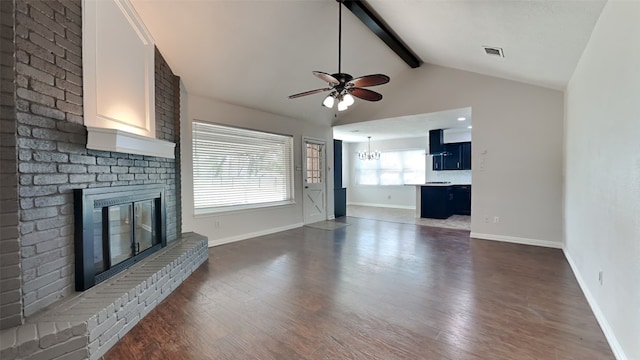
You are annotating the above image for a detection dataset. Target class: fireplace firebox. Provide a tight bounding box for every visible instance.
[74,185,167,291]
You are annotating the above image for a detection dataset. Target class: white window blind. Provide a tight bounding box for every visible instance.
[355,149,425,185]
[192,121,294,213]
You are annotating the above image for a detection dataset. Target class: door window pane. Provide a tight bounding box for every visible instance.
[306,143,323,184]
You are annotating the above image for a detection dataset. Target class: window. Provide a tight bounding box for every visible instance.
[192,121,294,213]
[305,142,323,184]
[355,149,425,185]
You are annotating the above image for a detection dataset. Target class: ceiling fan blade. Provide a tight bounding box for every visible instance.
[288,88,332,99]
[348,74,390,87]
[348,87,383,102]
[313,71,340,85]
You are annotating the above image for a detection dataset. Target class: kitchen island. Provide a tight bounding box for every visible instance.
[408,183,471,219]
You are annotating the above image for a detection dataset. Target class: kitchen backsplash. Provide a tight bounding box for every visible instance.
[426,170,472,184]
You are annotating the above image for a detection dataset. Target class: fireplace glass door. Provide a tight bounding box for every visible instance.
[134,200,157,253]
[94,200,160,274]
[92,207,105,274]
[89,198,162,282]
[108,204,134,267]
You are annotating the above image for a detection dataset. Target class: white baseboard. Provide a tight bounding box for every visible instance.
[563,249,627,360]
[347,202,416,210]
[328,215,336,220]
[208,222,304,247]
[469,232,562,249]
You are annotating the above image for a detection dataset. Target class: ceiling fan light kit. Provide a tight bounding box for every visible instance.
[288,0,389,111]
[326,92,355,111]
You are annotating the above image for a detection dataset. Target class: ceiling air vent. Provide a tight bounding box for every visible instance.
[483,46,504,57]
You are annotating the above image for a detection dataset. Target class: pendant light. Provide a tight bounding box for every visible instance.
[357,136,380,160]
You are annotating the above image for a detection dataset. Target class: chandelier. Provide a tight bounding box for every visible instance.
[358,136,380,160]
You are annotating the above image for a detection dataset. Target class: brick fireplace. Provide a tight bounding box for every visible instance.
[0,0,208,358]
[0,0,183,319]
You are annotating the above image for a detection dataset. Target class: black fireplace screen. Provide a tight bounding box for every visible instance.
[74,185,166,291]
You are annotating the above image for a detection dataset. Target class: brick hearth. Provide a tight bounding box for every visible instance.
[1,233,208,360]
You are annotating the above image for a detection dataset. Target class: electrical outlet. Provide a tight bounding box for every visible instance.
[493,216,500,224]
[598,270,603,286]
[214,220,221,229]
[484,217,490,223]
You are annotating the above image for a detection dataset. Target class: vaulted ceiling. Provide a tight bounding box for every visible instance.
[130,0,606,127]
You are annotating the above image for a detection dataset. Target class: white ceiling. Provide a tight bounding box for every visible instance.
[130,0,606,129]
[333,106,471,143]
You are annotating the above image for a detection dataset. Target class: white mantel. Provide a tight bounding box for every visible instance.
[86,127,175,159]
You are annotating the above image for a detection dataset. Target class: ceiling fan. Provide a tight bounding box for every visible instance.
[288,0,390,111]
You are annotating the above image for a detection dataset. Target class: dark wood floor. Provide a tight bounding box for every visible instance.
[104,217,613,360]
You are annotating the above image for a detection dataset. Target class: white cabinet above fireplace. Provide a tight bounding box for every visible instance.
[82,0,175,158]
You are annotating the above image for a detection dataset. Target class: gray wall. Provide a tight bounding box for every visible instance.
[1,0,182,321]
[564,1,640,359]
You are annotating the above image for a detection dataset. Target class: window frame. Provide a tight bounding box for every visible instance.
[191,121,295,215]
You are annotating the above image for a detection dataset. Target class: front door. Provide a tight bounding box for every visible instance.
[303,138,327,224]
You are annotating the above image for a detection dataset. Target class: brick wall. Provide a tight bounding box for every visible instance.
[10,0,182,318]
[155,47,181,239]
[1,0,23,330]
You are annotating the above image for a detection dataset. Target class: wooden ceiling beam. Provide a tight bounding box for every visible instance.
[342,0,421,69]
